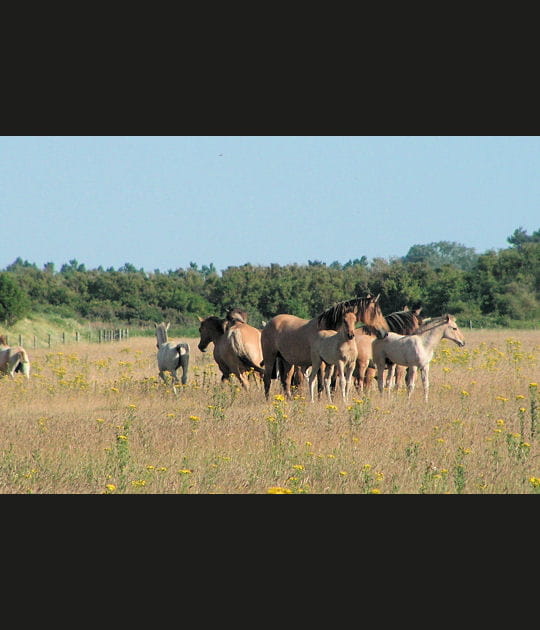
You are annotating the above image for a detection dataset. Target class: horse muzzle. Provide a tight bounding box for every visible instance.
[198,344,208,352]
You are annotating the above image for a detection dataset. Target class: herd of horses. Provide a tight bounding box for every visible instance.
[194,294,466,403]
[0,294,466,403]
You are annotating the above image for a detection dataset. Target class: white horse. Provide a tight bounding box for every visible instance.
[0,335,31,379]
[155,322,190,393]
[308,307,358,403]
[372,314,465,402]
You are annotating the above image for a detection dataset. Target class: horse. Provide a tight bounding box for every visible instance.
[155,322,190,393]
[372,314,465,402]
[0,335,31,379]
[308,307,358,403]
[261,294,388,400]
[197,313,264,390]
[354,306,424,393]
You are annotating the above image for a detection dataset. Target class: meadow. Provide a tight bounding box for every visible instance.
[0,328,539,494]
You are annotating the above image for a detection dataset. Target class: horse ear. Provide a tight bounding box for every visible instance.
[166,322,170,329]
[374,294,380,303]
[154,322,158,328]
[403,305,409,311]
[197,316,203,322]
[445,314,450,322]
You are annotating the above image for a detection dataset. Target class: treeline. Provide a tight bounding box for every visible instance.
[1,227,539,329]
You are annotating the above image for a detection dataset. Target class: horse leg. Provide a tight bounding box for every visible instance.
[365,366,376,391]
[344,363,354,402]
[263,356,275,400]
[407,366,418,399]
[386,364,397,392]
[395,365,406,389]
[324,363,335,403]
[279,359,295,399]
[309,356,323,403]
[420,365,429,402]
[180,355,189,385]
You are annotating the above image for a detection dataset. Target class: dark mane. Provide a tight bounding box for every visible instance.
[317,295,377,330]
[361,308,423,336]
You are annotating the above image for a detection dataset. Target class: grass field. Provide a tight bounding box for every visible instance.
[1,328,539,494]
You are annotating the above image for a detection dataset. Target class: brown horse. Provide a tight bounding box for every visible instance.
[197,313,264,390]
[308,307,358,403]
[261,294,388,400]
[353,306,423,393]
[0,335,31,379]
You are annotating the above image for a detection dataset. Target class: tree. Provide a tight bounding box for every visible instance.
[507,226,540,248]
[0,272,30,325]
[402,241,478,271]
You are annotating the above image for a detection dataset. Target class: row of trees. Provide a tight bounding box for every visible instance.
[1,228,539,329]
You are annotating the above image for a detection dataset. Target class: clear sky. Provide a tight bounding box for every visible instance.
[1,136,538,274]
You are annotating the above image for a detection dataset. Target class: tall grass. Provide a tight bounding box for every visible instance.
[1,329,539,494]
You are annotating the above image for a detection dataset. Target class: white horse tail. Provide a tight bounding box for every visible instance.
[228,327,264,374]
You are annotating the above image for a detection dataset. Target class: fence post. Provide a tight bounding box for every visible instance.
[19,334,23,346]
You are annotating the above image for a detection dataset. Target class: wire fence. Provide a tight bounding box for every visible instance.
[3,329,130,349]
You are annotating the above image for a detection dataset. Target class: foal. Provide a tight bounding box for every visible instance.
[372,314,465,402]
[308,308,358,403]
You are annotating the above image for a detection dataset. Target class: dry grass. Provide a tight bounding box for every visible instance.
[1,329,539,494]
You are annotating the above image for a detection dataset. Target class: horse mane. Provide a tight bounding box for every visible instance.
[360,307,423,337]
[317,295,380,330]
[226,307,248,324]
[205,315,228,333]
[415,314,450,333]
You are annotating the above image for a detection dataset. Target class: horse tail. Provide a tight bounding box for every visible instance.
[228,327,264,374]
[175,343,190,369]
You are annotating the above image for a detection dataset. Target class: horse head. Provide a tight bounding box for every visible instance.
[343,308,357,340]
[443,314,466,347]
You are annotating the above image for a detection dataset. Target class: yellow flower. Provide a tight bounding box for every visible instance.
[117,435,128,441]
[131,480,146,486]
[529,477,540,487]
[496,419,505,426]
[274,394,285,402]
[105,484,116,492]
[96,418,106,423]
[127,404,137,409]
[292,464,305,470]
[146,465,155,470]
[519,407,527,413]
[370,488,381,494]
[177,469,193,474]
[267,486,293,494]
[461,390,469,396]
[363,464,372,470]
[516,395,525,400]
[189,415,200,422]
[339,471,348,476]
[326,404,338,411]
[110,387,119,393]
[530,383,538,388]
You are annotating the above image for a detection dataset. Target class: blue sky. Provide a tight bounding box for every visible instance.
[1,136,538,273]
